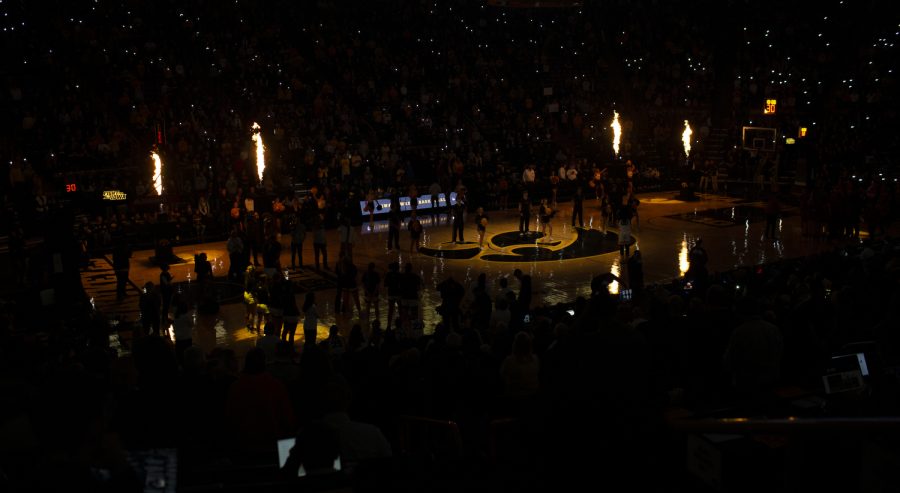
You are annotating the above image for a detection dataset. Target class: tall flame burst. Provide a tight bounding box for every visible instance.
[609,257,621,295]
[682,120,692,158]
[251,122,265,183]
[679,235,690,277]
[151,150,163,196]
[610,110,622,157]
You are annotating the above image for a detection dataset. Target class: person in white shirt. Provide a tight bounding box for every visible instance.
[256,321,280,363]
[35,193,49,214]
[490,298,512,331]
[522,165,536,185]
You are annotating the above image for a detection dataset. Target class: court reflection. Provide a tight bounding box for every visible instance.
[95,191,850,360]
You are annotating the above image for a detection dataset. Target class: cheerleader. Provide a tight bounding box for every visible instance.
[408,211,424,252]
[364,189,377,228]
[539,198,555,239]
[243,265,258,331]
[626,191,641,231]
[253,274,271,333]
[475,207,489,248]
[600,195,611,233]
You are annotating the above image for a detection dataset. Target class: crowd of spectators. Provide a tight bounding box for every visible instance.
[3,1,897,246]
[2,1,900,490]
[2,227,900,490]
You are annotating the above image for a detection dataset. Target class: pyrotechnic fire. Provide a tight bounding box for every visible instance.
[151,150,163,196]
[252,122,265,183]
[682,120,692,157]
[609,257,621,295]
[679,236,690,277]
[610,110,622,157]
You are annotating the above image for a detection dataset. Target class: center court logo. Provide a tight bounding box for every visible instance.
[420,228,629,262]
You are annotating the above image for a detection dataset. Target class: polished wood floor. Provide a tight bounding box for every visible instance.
[84,191,849,356]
